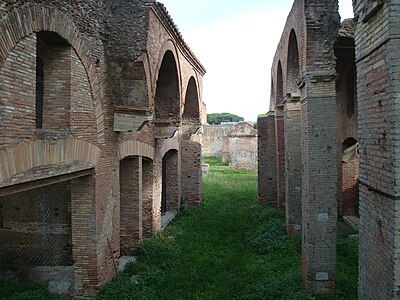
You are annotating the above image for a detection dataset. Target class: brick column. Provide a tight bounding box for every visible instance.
[284,98,302,235]
[275,105,285,210]
[257,113,277,204]
[119,157,142,255]
[181,140,202,208]
[71,174,98,295]
[301,73,338,294]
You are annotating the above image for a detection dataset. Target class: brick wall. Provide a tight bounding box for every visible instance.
[181,140,202,207]
[41,44,71,131]
[257,114,277,205]
[0,0,204,296]
[0,34,36,148]
[284,100,302,235]
[355,0,400,297]
[275,106,285,211]
[0,181,72,266]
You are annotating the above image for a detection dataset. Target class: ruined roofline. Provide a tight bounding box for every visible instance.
[338,18,356,38]
[153,1,206,76]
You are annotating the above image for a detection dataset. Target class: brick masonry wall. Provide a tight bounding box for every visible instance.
[284,101,302,235]
[301,78,338,294]
[0,0,205,296]
[201,124,237,157]
[0,181,72,266]
[70,49,97,144]
[257,114,277,204]
[227,136,257,171]
[275,107,285,211]
[181,140,202,207]
[0,34,36,148]
[355,0,400,297]
[41,45,71,130]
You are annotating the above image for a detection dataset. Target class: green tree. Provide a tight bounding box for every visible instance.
[207,113,244,124]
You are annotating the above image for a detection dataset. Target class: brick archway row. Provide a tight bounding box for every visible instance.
[0,3,105,143]
[0,139,100,185]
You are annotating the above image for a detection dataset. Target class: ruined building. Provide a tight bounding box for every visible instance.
[258,0,400,297]
[0,0,205,296]
[201,122,258,171]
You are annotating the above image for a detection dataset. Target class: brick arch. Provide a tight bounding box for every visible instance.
[154,39,182,90]
[154,44,181,122]
[0,139,101,185]
[287,29,300,95]
[0,3,105,143]
[276,60,284,107]
[118,141,155,161]
[270,76,275,110]
[182,76,200,123]
[157,139,180,162]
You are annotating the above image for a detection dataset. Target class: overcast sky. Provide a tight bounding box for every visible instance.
[160,0,354,122]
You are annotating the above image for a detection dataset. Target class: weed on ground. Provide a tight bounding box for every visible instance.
[98,157,358,300]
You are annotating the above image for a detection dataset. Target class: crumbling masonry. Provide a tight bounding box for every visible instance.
[258,0,400,297]
[0,0,205,296]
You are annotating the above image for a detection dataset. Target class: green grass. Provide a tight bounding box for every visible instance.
[202,156,229,166]
[0,282,62,300]
[98,158,359,299]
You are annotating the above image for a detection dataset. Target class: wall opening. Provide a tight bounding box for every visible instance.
[36,31,72,131]
[161,149,179,214]
[35,56,44,129]
[154,51,180,122]
[276,61,284,105]
[119,156,142,255]
[0,172,95,294]
[0,180,73,293]
[287,29,300,96]
[340,137,359,216]
[182,76,199,123]
[142,158,154,238]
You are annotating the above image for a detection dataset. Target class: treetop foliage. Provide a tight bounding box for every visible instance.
[207,112,244,124]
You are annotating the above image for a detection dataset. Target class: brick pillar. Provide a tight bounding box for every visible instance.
[119,157,142,255]
[354,1,400,298]
[275,105,285,210]
[284,98,302,235]
[257,113,277,204]
[301,73,338,294]
[142,158,155,238]
[71,174,98,295]
[181,140,202,207]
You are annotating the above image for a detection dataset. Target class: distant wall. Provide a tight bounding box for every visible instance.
[201,122,257,171]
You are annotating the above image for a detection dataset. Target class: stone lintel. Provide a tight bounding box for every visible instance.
[114,113,152,132]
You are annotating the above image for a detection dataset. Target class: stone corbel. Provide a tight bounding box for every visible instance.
[362,0,384,22]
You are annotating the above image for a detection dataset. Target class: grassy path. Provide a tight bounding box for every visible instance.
[99,159,358,299]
